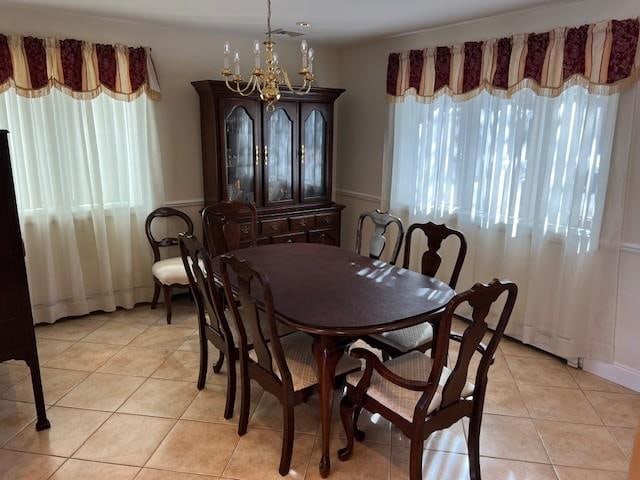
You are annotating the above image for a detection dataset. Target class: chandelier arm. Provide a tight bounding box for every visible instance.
[239,76,259,95]
[224,75,258,96]
[281,70,313,96]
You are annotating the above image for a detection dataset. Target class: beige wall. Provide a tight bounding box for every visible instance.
[0,5,343,209]
[336,0,640,388]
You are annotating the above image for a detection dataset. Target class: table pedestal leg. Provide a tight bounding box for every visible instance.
[312,336,344,479]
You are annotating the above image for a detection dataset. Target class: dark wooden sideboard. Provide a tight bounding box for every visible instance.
[0,130,50,431]
[192,80,345,246]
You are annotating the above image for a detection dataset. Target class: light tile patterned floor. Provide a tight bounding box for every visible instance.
[0,298,636,479]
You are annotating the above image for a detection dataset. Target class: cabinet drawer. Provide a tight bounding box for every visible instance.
[271,232,308,244]
[308,228,339,246]
[261,219,288,236]
[315,213,339,227]
[289,215,316,231]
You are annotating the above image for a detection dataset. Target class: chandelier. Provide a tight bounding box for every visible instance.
[221,0,315,110]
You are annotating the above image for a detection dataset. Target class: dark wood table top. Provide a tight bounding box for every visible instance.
[215,243,455,336]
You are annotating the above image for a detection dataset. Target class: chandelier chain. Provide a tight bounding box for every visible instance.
[267,0,272,41]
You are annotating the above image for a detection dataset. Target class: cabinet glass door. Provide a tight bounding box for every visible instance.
[302,106,329,201]
[264,103,297,205]
[224,103,257,203]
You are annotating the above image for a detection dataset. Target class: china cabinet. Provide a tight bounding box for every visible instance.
[192,80,344,246]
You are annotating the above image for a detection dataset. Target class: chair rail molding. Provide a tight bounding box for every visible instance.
[165,198,205,209]
[621,242,640,255]
[335,188,381,205]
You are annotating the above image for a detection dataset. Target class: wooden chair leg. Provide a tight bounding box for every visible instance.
[162,285,172,324]
[467,411,483,480]
[151,282,161,309]
[279,399,295,476]
[197,338,209,391]
[28,358,50,431]
[338,395,356,461]
[409,439,424,480]
[223,357,236,420]
[353,404,365,442]
[238,356,250,436]
[212,350,225,373]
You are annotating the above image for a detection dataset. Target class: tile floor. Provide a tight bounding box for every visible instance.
[0,298,637,479]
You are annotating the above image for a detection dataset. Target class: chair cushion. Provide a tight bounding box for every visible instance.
[152,257,190,285]
[346,351,474,421]
[370,323,433,353]
[249,332,361,392]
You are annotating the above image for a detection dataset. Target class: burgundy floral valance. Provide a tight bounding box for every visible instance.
[0,34,160,101]
[387,18,640,102]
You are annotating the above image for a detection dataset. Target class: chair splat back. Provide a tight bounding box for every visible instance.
[202,201,258,256]
[220,254,293,389]
[146,207,194,263]
[403,222,467,288]
[179,234,232,342]
[439,280,518,409]
[355,210,404,265]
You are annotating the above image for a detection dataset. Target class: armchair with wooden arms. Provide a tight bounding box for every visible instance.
[339,279,517,480]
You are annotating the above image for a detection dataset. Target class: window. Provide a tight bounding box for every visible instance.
[0,87,161,214]
[390,86,619,252]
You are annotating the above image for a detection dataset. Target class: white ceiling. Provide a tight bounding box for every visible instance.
[1,0,568,44]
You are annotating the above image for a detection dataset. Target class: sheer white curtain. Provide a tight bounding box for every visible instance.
[387,85,632,361]
[0,88,164,323]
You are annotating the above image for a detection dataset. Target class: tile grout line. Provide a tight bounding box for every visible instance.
[501,352,557,473]
[26,307,183,478]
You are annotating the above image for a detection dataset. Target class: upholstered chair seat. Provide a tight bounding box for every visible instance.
[369,324,434,354]
[249,332,361,392]
[151,257,189,286]
[346,350,473,421]
[152,257,207,286]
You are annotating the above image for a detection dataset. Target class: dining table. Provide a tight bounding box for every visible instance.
[214,242,455,478]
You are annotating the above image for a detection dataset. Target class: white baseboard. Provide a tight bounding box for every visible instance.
[582,359,640,392]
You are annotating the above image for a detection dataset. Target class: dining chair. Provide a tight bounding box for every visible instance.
[145,207,195,324]
[220,253,361,476]
[364,221,467,357]
[201,201,258,256]
[339,279,517,480]
[179,233,239,418]
[355,209,404,265]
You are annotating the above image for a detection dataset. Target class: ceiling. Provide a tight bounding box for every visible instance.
[1,0,568,44]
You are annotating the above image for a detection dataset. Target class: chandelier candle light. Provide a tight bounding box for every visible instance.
[221,0,315,110]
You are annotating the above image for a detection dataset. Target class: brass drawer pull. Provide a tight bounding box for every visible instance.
[240,225,250,235]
